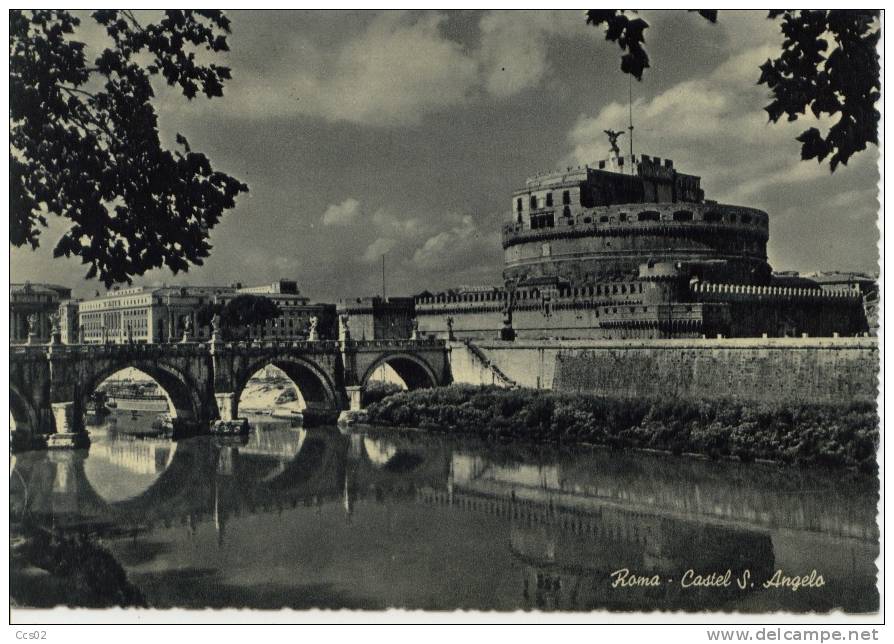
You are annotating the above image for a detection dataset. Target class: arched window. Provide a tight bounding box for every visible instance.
[637,210,660,222]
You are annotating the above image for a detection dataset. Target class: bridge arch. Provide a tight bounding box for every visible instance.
[233,355,340,418]
[79,360,204,423]
[360,352,439,391]
[10,383,40,440]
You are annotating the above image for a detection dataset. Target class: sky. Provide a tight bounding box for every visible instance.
[10,10,881,301]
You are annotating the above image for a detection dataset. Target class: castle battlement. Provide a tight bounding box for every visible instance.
[691,282,861,300]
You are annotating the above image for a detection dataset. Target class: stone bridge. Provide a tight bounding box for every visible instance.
[9,337,451,448]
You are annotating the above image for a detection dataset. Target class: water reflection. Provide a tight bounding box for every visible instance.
[10,422,879,612]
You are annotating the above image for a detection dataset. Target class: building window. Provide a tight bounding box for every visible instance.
[673,210,693,222]
[545,192,553,207]
[530,195,537,209]
[637,210,660,222]
[562,190,570,205]
[563,206,571,218]
[530,213,555,229]
[704,210,722,223]
[516,198,523,212]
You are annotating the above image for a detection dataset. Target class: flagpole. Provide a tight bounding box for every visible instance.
[628,75,635,174]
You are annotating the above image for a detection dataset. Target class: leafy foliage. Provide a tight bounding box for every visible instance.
[585,9,879,171]
[760,10,881,171]
[222,295,281,327]
[361,380,405,407]
[366,385,879,471]
[9,9,249,286]
[198,294,281,339]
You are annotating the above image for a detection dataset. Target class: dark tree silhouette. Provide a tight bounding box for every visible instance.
[198,295,281,339]
[586,9,880,172]
[10,9,249,286]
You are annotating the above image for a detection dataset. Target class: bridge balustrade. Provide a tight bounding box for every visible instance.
[10,336,451,449]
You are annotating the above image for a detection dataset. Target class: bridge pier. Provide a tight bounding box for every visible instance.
[337,385,368,425]
[46,402,90,449]
[346,386,363,411]
[215,392,238,421]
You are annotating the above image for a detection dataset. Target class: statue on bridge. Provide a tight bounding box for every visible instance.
[307,315,319,342]
[211,313,222,343]
[26,313,40,345]
[446,316,455,341]
[501,300,516,341]
[338,314,351,342]
[48,312,61,345]
[181,314,193,343]
[410,318,419,341]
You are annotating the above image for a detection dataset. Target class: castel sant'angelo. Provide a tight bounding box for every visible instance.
[412,135,870,341]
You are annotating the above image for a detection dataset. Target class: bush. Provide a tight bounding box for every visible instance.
[363,385,879,470]
[361,381,404,407]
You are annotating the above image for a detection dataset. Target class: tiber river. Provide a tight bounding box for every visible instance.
[10,408,879,613]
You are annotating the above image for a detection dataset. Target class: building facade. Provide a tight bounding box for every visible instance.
[73,280,337,344]
[10,283,72,343]
[238,280,336,341]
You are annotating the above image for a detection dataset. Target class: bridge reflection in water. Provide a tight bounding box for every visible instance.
[10,422,878,612]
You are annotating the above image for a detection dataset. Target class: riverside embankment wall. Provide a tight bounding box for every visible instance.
[447,338,878,404]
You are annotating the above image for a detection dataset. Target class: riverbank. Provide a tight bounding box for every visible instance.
[364,385,879,471]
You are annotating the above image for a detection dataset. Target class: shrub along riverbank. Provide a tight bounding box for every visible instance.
[364,385,879,471]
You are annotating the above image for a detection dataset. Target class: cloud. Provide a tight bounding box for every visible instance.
[218,12,480,127]
[322,198,362,225]
[362,237,397,263]
[163,10,598,128]
[411,214,499,272]
[565,44,845,204]
[477,10,588,98]
[564,39,879,273]
[372,208,423,236]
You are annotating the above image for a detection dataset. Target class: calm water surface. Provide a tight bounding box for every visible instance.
[10,411,879,612]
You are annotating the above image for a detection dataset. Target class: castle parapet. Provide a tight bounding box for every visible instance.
[690,282,861,301]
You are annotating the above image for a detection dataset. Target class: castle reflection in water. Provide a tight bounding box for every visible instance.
[11,419,878,612]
